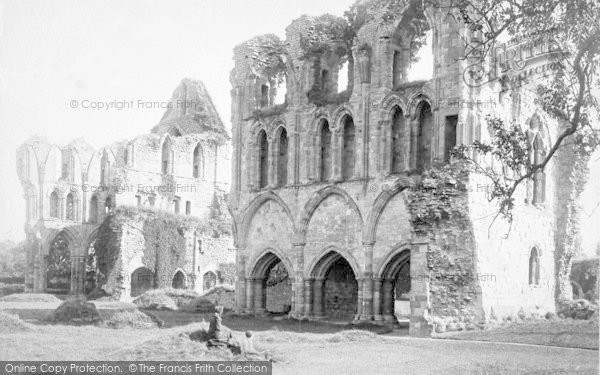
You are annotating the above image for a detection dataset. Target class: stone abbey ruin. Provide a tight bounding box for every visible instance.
[227,0,584,336]
[16,79,235,300]
[16,0,589,337]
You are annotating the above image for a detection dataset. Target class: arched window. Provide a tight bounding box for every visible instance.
[105,196,113,214]
[260,85,269,108]
[49,191,59,218]
[258,130,269,188]
[416,101,433,170]
[532,135,546,204]
[341,116,355,180]
[391,107,406,173]
[66,193,75,221]
[89,195,98,223]
[529,247,540,285]
[203,271,217,291]
[320,120,332,181]
[276,127,288,186]
[161,138,171,174]
[193,143,204,178]
[321,70,329,92]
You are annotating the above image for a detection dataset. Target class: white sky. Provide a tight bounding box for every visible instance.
[0,0,597,255]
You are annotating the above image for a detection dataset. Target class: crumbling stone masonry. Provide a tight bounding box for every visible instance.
[17,79,235,299]
[228,0,577,336]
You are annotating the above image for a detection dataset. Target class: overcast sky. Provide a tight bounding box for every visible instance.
[0,0,597,255]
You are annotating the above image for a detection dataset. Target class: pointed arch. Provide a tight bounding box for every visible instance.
[319,119,332,181]
[240,191,296,247]
[307,246,361,280]
[274,125,288,187]
[298,186,363,243]
[49,190,60,218]
[374,244,411,279]
[363,177,413,242]
[248,247,295,280]
[257,129,269,188]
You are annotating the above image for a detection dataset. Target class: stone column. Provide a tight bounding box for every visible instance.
[245,277,255,313]
[292,242,305,318]
[409,237,432,337]
[372,278,383,321]
[355,278,364,321]
[304,278,314,318]
[403,113,412,172]
[360,241,375,321]
[254,278,265,314]
[70,255,85,296]
[382,279,395,322]
[235,247,247,313]
[312,277,324,318]
[410,118,419,170]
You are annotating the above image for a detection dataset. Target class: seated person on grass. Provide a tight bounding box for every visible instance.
[207,305,233,346]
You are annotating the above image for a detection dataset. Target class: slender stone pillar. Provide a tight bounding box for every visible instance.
[360,241,375,321]
[304,278,314,318]
[382,279,395,322]
[254,278,265,314]
[312,277,324,318]
[292,242,305,318]
[245,277,255,313]
[235,247,247,313]
[355,278,364,321]
[372,278,383,321]
[70,255,85,296]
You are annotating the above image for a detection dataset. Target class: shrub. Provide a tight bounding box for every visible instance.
[45,298,102,325]
[132,289,177,310]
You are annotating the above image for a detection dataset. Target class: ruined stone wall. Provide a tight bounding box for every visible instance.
[229,1,567,335]
[16,79,234,296]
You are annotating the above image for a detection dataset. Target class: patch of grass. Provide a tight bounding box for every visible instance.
[437,319,599,350]
[0,311,32,333]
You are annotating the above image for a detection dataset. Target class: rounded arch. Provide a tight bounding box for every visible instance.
[192,142,205,178]
[363,178,413,242]
[248,247,295,280]
[298,185,363,243]
[240,191,296,247]
[375,245,411,279]
[307,246,361,279]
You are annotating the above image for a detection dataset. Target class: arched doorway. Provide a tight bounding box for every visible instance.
[311,251,358,321]
[46,232,71,293]
[250,252,292,314]
[203,271,217,292]
[172,270,186,289]
[130,267,154,297]
[378,249,410,322]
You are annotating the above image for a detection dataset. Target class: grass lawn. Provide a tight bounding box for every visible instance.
[0,301,598,374]
[436,320,599,350]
